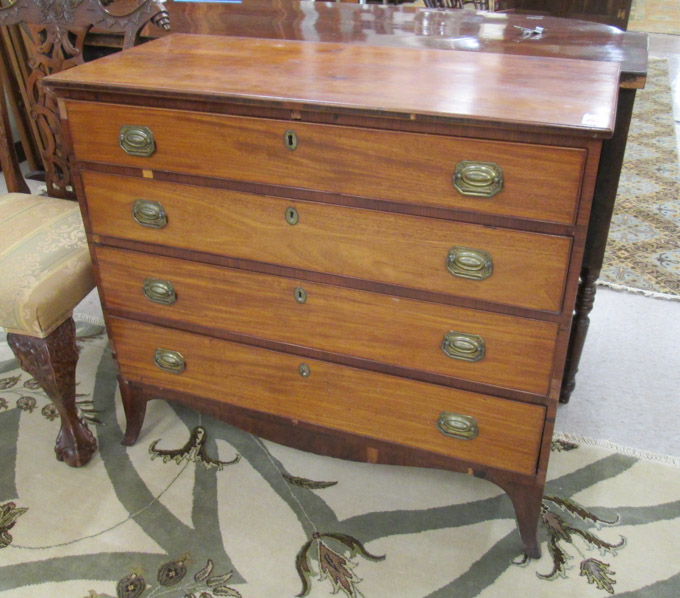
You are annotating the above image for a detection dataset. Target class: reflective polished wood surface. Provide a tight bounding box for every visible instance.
[137,0,647,87]
[58,34,620,135]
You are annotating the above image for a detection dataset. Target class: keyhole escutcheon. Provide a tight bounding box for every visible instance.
[294,287,307,304]
[284,129,298,151]
[285,206,299,225]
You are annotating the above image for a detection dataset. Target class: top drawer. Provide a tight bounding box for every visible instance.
[65,101,586,225]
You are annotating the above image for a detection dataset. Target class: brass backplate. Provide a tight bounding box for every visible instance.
[437,412,479,440]
[119,125,156,157]
[452,161,503,198]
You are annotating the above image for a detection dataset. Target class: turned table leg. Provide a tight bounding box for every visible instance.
[561,88,638,403]
[561,268,599,402]
[7,317,97,467]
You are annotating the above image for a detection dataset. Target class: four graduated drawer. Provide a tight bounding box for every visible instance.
[108,316,545,475]
[83,172,572,312]
[69,102,586,224]
[96,246,559,395]
[68,82,588,475]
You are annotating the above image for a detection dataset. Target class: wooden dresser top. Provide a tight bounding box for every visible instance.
[48,33,619,137]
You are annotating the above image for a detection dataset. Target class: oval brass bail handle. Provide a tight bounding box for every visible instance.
[154,348,185,374]
[441,331,485,362]
[119,125,156,157]
[446,247,493,281]
[143,278,177,305]
[132,199,167,229]
[452,161,503,198]
[437,412,478,441]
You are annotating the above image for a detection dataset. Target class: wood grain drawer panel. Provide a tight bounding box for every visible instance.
[84,172,572,312]
[109,317,545,475]
[68,102,586,224]
[96,247,559,395]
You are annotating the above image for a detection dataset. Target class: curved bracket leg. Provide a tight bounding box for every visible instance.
[502,480,544,559]
[119,376,146,446]
[7,317,97,467]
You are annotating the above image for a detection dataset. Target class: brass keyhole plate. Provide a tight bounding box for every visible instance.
[285,207,299,225]
[284,129,298,151]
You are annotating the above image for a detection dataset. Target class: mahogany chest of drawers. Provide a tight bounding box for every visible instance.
[47,33,619,557]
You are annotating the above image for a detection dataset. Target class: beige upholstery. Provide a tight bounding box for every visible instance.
[0,193,94,337]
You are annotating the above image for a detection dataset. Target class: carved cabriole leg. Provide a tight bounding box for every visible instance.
[119,376,146,446]
[7,317,97,467]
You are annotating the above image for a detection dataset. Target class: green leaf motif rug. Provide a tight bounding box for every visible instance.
[1,321,679,597]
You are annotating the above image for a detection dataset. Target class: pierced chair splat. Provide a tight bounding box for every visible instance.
[0,0,171,199]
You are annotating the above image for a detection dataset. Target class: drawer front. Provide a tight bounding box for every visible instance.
[109,317,545,475]
[96,247,559,395]
[83,172,572,312]
[68,102,586,224]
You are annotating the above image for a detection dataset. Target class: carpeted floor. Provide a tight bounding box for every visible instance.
[628,0,680,35]
[599,58,680,298]
[1,321,679,597]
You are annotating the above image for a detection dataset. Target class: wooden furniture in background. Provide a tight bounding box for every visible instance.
[494,0,633,30]
[47,33,619,556]
[0,0,170,199]
[424,0,490,9]
[0,68,95,467]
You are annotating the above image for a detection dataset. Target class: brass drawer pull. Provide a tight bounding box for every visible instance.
[143,278,176,305]
[441,332,485,362]
[154,348,185,374]
[437,412,478,440]
[284,129,298,151]
[446,247,493,281]
[285,206,299,225]
[119,125,156,157]
[453,161,503,198]
[132,199,167,229]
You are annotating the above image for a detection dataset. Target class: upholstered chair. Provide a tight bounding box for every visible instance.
[0,74,97,467]
[0,0,171,467]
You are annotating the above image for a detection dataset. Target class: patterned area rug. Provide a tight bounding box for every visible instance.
[628,0,680,35]
[599,58,680,298]
[1,321,680,597]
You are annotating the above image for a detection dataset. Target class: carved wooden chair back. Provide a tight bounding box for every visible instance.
[0,38,28,194]
[0,0,170,198]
